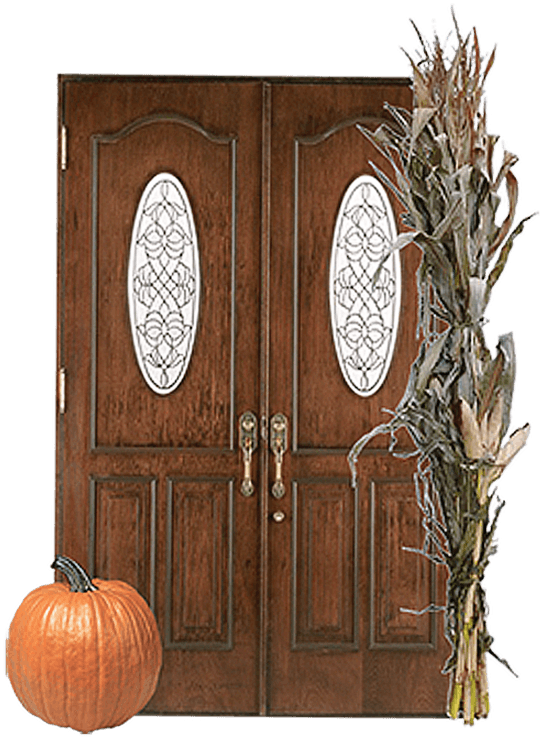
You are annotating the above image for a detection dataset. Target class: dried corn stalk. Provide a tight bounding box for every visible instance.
[349,19,532,724]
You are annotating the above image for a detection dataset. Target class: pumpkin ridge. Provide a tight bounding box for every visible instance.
[63,596,79,729]
[69,594,97,732]
[6,599,27,709]
[52,586,70,726]
[37,600,58,726]
[88,592,106,731]
[58,599,70,729]
[6,599,35,717]
[96,591,125,728]
[109,589,148,725]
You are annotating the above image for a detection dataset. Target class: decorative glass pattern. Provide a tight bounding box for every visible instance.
[128,172,200,395]
[329,175,401,397]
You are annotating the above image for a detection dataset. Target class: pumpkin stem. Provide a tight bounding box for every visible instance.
[52,555,98,593]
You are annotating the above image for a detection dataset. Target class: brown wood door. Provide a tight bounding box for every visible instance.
[57,77,448,717]
[266,82,448,715]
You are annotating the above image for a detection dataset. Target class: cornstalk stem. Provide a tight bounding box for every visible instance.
[449,470,492,722]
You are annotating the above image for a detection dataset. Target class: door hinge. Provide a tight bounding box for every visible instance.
[60,125,68,171]
[58,367,66,414]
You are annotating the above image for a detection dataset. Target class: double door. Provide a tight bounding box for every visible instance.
[56,77,448,715]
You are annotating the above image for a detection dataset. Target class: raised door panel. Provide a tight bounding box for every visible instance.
[92,116,236,450]
[90,476,156,606]
[370,478,434,649]
[165,478,234,650]
[293,118,419,452]
[292,480,358,650]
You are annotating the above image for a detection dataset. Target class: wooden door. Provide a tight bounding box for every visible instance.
[57,77,448,717]
[57,78,263,714]
[266,82,448,715]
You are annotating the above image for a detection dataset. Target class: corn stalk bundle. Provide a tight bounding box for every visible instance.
[349,20,532,724]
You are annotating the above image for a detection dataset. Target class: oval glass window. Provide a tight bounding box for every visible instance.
[128,172,200,395]
[329,175,401,397]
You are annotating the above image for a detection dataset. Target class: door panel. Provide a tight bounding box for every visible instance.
[292,480,358,650]
[92,115,236,450]
[90,475,156,605]
[57,77,448,717]
[165,478,234,650]
[370,477,434,648]
[290,113,419,451]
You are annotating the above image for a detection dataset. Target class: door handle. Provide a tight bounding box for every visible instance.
[239,412,258,496]
[270,413,288,499]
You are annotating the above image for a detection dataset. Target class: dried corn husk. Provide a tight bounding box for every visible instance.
[349,16,532,724]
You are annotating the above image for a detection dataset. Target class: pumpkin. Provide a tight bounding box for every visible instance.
[6,555,162,733]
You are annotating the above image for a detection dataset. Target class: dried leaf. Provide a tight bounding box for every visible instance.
[406,52,433,108]
[488,168,518,258]
[495,333,515,434]
[482,46,496,86]
[412,107,437,145]
[435,133,455,173]
[493,150,519,192]
[468,277,486,323]
[472,27,481,85]
[486,391,504,454]
[486,214,536,298]
[496,424,530,468]
[367,160,411,213]
[415,331,450,395]
[370,231,419,289]
[459,398,484,459]
[433,193,463,240]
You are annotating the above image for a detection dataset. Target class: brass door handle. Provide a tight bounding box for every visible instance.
[239,412,258,497]
[270,413,288,499]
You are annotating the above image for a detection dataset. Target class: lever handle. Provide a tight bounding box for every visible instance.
[270,413,288,499]
[239,412,258,497]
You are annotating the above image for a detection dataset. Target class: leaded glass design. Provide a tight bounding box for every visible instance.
[128,172,200,395]
[329,175,401,397]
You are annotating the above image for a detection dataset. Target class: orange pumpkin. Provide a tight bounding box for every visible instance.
[6,555,162,733]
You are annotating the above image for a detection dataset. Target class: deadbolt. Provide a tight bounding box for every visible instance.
[272,511,286,523]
